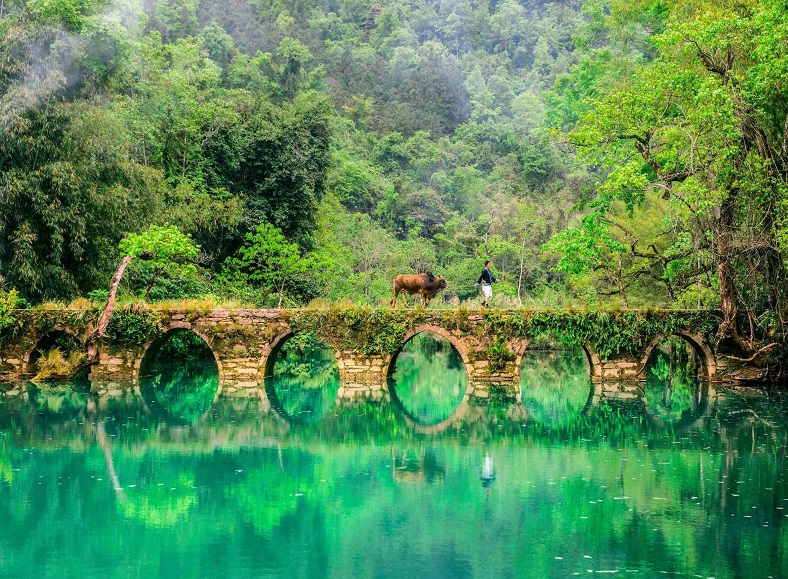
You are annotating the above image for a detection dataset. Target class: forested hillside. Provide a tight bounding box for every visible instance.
[1,0,788,361]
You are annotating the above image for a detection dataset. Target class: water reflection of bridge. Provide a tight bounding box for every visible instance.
[0,381,750,443]
[2,308,729,405]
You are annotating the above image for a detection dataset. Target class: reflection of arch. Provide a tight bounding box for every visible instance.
[512,338,602,382]
[260,329,340,425]
[394,399,471,435]
[385,326,473,427]
[638,331,716,381]
[637,381,718,432]
[25,328,84,375]
[134,324,223,421]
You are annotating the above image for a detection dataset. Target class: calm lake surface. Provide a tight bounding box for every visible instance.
[2,332,788,578]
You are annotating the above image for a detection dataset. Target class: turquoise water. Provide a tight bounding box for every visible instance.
[1,334,788,578]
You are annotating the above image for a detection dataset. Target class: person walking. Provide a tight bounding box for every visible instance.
[475,260,498,307]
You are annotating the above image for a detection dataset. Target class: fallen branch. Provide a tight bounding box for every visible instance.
[721,342,780,364]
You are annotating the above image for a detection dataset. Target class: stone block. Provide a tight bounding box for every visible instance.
[235,381,259,388]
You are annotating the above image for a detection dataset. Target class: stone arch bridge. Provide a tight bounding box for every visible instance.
[0,307,728,402]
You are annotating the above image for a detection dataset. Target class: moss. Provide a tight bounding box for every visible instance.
[3,306,725,362]
[206,321,264,358]
[487,336,514,373]
[288,308,722,358]
[106,310,162,346]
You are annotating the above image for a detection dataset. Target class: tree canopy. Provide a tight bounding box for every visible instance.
[1,0,788,371]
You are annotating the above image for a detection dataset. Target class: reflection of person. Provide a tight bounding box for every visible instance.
[481,451,495,493]
[475,261,498,307]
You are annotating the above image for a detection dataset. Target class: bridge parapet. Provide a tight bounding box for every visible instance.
[0,307,727,401]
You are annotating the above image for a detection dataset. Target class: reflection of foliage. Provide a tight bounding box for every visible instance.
[120,474,197,528]
[519,343,591,427]
[271,332,339,422]
[273,332,336,383]
[0,440,13,484]
[390,332,467,425]
[230,452,312,535]
[26,383,90,418]
[645,338,699,423]
[139,330,219,423]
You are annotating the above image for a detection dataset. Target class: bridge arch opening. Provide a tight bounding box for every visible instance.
[518,335,596,427]
[263,331,340,424]
[138,328,220,424]
[641,333,714,425]
[26,330,84,379]
[386,329,470,427]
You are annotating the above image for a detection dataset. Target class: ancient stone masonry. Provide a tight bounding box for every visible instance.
[0,307,729,404]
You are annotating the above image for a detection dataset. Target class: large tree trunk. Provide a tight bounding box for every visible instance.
[715,188,758,357]
[717,260,742,345]
[86,255,135,356]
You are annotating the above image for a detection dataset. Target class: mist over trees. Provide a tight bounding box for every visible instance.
[1,0,788,364]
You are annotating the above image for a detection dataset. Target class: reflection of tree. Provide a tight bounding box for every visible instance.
[25,382,90,419]
[519,344,591,427]
[271,333,340,422]
[139,331,219,423]
[645,338,700,422]
[392,448,447,484]
[390,333,467,426]
[119,474,197,528]
[0,439,12,484]
[2,391,788,578]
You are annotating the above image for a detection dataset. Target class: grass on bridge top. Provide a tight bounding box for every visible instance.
[27,296,719,316]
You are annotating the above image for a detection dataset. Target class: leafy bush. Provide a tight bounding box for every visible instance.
[0,290,22,348]
[34,349,86,381]
[106,311,161,346]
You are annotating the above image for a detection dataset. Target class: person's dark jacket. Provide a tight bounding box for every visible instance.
[477,268,498,285]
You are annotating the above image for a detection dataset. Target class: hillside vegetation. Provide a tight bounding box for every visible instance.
[1,0,787,364]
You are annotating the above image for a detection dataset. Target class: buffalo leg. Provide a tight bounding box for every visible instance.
[393,289,408,308]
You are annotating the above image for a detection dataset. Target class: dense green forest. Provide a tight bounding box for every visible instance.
[1,0,787,357]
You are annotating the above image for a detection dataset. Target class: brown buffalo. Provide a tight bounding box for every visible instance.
[391,271,447,307]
